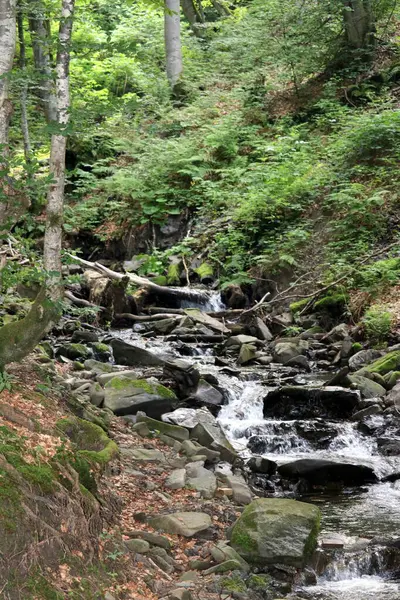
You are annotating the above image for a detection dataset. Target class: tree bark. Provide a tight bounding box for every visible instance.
[0,0,16,149]
[343,0,375,49]
[17,7,31,161]
[165,0,183,89]
[44,0,75,297]
[28,0,57,122]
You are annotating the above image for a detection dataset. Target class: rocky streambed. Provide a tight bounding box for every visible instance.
[41,288,400,600]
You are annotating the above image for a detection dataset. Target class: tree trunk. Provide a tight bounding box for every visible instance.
[165,0,183,89]
[28,0,57,122]
[17,7,31,161]
[44,0,75,297]
[343,0,375,49]
[0,0,16,149]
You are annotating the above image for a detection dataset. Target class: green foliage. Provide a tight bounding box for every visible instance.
[363,304,393,346]
[0,371,14,393]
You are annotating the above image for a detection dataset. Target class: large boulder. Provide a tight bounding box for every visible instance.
[191,379,224,410]
[190,422,237,463]
[264,386,360,419]
[110,338,166,367]
[278,458,378,485]
[358,351,400,376]
[273,342,306,365]
[163,359,200,396]
[349,349,382,371]
[103,376,176,418]
[229,498,320,567]
[349,374,386,399]
[162,407,217,429]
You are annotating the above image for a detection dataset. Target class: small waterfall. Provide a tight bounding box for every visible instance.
[179,290,225,312]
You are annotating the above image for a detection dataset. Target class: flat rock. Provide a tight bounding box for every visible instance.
[103,376,176,419]
[110,338,167,366]
[264,385,360,419]
[166,469,186,490]
[149,512,212,537]
[125,448,165,463]
[163,407,217,429]
[278,458,377,485]
[183,308,229,334]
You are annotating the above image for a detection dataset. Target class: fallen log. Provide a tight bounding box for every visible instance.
[147,307,185,315]
[166,334,224,343]
[114,313,182,322]
[65,290,104,310]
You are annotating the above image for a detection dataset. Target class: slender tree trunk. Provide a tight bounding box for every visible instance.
[44,0,75,297]
[343,0,375,49]
[17,8,31,161]
[165,0,183,89]
[0,0,16,149]
[181,0,202,26]
[28,0,57,122]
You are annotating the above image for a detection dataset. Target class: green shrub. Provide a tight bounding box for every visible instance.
[363,304,393,346]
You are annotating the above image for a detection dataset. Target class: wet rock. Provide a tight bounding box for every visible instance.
[349,374,386,399]
[285,355,311,371]
[351,404,383,421]
[191,379,224,409]
[247,456,277,475]
[151,317,181,335]
[110,338,166,366]
[349,349,382,371]
[229,498,320,567]
[278,458,378,485]
[273,342,306,365]
[103,376,176,418]
[163,359,201,395]
[264,386,360,419]
[162,407,216,429]
[149,512,212,537]
[190,421,237,463]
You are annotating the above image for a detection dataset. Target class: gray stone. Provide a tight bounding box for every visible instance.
[149,512,212,537]
[71,330,99,343]
[226,335,260,347]
[238,344,257,365]
[190,422,237,463]
[225,474,252,505]
[136,415,189,441]
[229,498,320,567]
[166,469,186,490]
[152,318,181,335]
[349,349,382,371]
[89,382,105,407]
[386,382,400,408]
[255,317,273,341]
[192,379,224,408]
[125,538,150,553]
[168,590,193,600]
[181,439,201,456]
[183,308,229,334]
[285,355,311,371]
[97,370,142,384]
[125,448,165,463]
[349,374,386,399]
[210,542,250,572]
[126,530,171,549]
[273,342,305,364]
[352,404,383,421]
[103,376,176,419]
[84,359,115,374]
[110,338,166,366]
[186,462,217,499]
[203,559,242,575]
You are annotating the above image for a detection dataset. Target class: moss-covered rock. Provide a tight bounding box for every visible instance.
[358,350,400,376]
[167,263,180,284]
[384,370,400,389]
[57,416,119,467]
[57,343,92,361]
[103,376,176,419]
[195,262,214,282]
[349,374,386,398]
[289,298,310,313]
[314,292,348,314]
[229,498,320,567]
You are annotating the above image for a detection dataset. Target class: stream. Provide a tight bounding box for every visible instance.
[111,290,400,600]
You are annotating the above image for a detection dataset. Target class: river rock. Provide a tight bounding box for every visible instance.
[151,317,181,335]
[349,374,386,399]
[190,421,237,463]
[247,456,277,475]
[264,385,360,419]
[163,407,217,429]
[351,404,383,421]
[191,379,224,409]
[71,330,99,343]
[136,415,189,440]
[273,342,305,364]
[225,474,252,505]
[349,349,382,371]
[185,462,217,498]
[103,376,176,418]
[89,382,105,407]
[149,512,212,537]
[255,317,273,341]
[278,458,378,485]
[229,498,320,567]
[163,359,200,394]
[238,344,257,365]
[183,308,229,334]
[110,338,166,366]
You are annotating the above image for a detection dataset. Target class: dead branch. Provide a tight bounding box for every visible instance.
[65,290,104,310]
[114,312,182,322]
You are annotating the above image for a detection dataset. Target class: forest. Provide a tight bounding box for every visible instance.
[1,0,400,599]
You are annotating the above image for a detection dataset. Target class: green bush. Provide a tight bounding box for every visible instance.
[363,304,393,346]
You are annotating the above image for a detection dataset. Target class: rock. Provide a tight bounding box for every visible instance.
[168,590,193,600]
[90,342,111,361]
[349,349,382,371]
[125,448,165,463]
[149,512,212,537]
[192,379,224,409]
[255,317,273,342]
[273,342,306,365]
[125,538,150,553]
[163,407,217,429]
[225,474,252,505]
[166,469,187,490]
[186,462,217,498]
[57,343,91,361]
[136,415,189,441]
[386,382,400,408]
[71,330,99,343]
[358,350,400,376]
[110,338,166,366]
[264,385,360,419]
[349,374,386,399]
[238,344,257,365]
[97,370,142,385]
[285,355,311,371]
[89,382,105,407]
[125,530,171,549]
[247,456,277,475]
[84,359,115,374]
[103,376,176,418]
[163,359,201,395]
[221,284,247,309]
[203,559,243,574]
[210,541,250,572]
[183,308,230,334]
[226,335,260,348]
[352,404,383,421]
[229,498,320,567]
[152,318,181,335]
[278,458,378,485]
[190,422,237,463]
[324,323,350,341]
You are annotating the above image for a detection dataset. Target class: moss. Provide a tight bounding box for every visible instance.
[361,350,400,375]
[221,575,247,593]
[314,292,348,313]
[92,342,110,354]
[0,468,22,531]
[106,376,176,399]
[290,298,310,313]
[167,263,180,284]
[151,275,167,285]
[384,370,400,388]
[58,343,91,360]
[26,572,64,600]
[247,574,272,591]
[352,342,363,352]
[57,416,119,466]
[73,361,85,371]
[195,262,213,279]
[303,510,321,561]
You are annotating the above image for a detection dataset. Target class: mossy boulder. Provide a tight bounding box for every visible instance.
[314,292,348,314]
[357,351,400,376]
[229,498,320,567]
[384,371,400,389]
[57,343,91,361]
[195,262,214,283]
[57,416,119,468]
[290,298,310,314]
[349,374,386,399]
[167,263,180,284]
[90,342,111,361]
[103,376,176,418]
